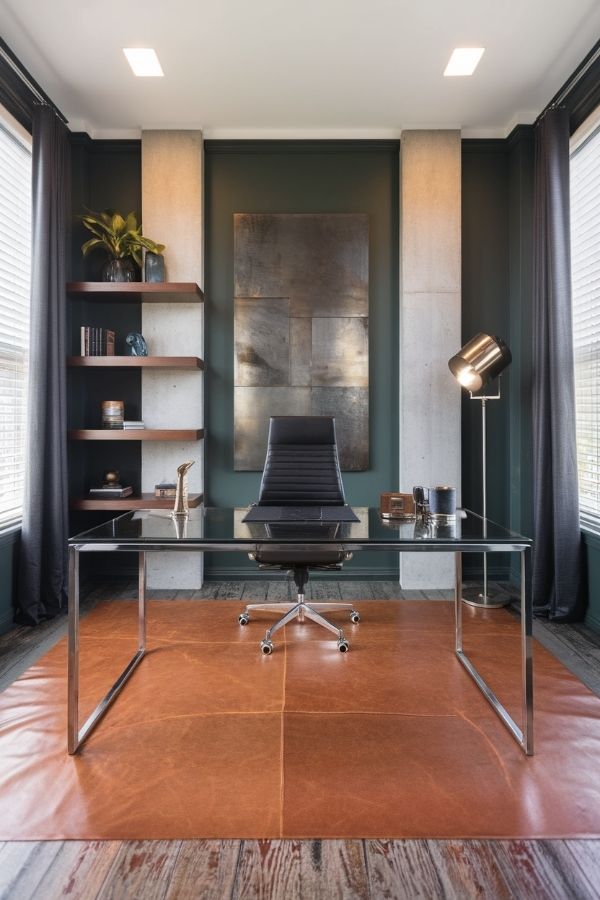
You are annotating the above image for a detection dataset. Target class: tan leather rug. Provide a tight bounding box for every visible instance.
[1,599,600,840]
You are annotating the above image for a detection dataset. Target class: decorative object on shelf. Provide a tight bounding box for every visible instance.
[80,209,165,282]
[101,400,124,429]
[144,251,165,283]
[123,420,145,430]
[125,332,148,356]
[155,482,176,498]
[448,332,512,608]
[102,469,121,486]
[172,460,195,517]
[89,484,133,498]
[102,258,137,282]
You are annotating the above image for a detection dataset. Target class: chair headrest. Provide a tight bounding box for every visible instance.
[268,416,336,446]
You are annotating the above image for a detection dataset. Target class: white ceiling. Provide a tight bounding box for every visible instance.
[1,0,599,139]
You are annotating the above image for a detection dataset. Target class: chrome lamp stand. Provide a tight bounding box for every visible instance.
[463,379,510,609]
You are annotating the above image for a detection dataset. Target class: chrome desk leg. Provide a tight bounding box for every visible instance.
[521,546,534,755]
[67,549,147,755]
[139,551,147,651]
[67,546,80,755]
[455,551,463,653]
[455,548,534,756]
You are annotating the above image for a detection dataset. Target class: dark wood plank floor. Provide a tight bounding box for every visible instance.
[1,580,600,899]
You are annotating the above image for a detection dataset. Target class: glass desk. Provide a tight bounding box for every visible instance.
[67,508,533,756]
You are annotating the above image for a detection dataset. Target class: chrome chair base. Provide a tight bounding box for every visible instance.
[239,593,359,653]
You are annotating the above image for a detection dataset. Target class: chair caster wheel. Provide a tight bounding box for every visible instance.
[350,610,360,623]
[337,639,349,653]
[238,613,250,625]
[260,639,274,655]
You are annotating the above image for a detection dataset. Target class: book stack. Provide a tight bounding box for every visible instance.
[80,327,115,356]
[123,420,145,430]
[88,485,133,498]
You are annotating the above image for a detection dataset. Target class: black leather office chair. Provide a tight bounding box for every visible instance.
[238,416,360,653]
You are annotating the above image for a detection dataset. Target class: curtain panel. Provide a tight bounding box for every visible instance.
[532,106,585,621]
[16,105,70,625]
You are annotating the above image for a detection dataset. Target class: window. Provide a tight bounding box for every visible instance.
[0,111,31,529]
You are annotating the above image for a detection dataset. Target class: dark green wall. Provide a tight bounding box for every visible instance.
[68,136,142,578]
[507,127,535,544]
[461,140,511,578]
[204,140,400,578]
[0,530,19,634]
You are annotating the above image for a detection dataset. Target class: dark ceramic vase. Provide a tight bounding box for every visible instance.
[144,252,165,283]
[102,257,137,282]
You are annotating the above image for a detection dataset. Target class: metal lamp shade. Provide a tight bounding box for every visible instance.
[448,333,512,391]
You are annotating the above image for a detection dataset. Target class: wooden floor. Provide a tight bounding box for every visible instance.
[1,580,600,900]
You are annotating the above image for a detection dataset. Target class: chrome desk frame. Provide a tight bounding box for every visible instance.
[68,533,533,756]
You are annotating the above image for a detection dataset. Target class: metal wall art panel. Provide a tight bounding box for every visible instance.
[234,386,312,471]
[234,297,290,387]
[311,387,369,471]
[234,213,369,471]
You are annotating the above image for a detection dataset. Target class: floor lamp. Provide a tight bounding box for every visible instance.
[448,333,512,609]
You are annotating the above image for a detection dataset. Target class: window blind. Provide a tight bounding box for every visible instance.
[571,122,600,529]
[0,118,31,529]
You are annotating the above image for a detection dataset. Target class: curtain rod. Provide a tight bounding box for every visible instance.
[536,38,600,123]
[0,38,68,125]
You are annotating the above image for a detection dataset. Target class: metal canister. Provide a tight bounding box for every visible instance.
[429,485,456,520]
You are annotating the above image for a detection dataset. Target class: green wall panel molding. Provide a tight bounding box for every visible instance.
[204,139,399,577]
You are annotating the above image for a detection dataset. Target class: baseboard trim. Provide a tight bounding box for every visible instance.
[0,607,14,635]
[203,567,400,581]
[585,610,600,633]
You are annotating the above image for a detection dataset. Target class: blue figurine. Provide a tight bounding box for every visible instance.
[125,332,148,356]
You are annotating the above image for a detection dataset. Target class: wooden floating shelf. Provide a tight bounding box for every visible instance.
[66,282,204,303]
[67,356,204,369]
[70,493,203,511]
[68,429,204,441]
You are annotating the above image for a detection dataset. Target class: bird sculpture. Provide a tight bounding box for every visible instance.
[125,332,148,356]
[172,460,195,517]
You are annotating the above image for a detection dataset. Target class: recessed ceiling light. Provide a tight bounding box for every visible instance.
[443,48,485,77]
[123,48,164,77]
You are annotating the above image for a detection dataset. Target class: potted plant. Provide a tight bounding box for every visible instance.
[80,209,166,282]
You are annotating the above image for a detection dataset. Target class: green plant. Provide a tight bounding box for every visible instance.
[80,209,165,267]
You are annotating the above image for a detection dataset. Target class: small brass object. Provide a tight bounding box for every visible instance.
[380,492,416,519]
[172,460,195,517]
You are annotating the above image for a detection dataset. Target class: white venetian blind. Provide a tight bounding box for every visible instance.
[0,114,31,528]
[571,119,600,529]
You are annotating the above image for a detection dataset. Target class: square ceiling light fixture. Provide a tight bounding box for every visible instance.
[123,48,164,77]
[444,47,485,76]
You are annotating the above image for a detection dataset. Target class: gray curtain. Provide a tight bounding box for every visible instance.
[532,106,585,621]
[16,105,70,625]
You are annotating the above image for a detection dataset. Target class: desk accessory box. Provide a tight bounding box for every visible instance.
[380,492,416,519]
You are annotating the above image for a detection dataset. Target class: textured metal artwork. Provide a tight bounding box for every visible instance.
[234,213,369,470]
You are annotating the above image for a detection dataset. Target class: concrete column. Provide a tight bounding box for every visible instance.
[399,130,462,588]
[141,130,204,588]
